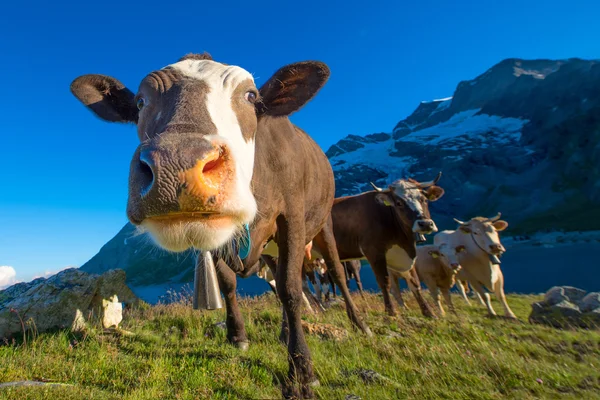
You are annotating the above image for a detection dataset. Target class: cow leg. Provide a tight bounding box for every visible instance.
[474,290,486,306]
[441,287,455,315]
[215,258,248,350]
[492,269,517,319]
[470,280,496,316]
[275,215,317,399]
[367,254,396,316]
[456,280,471,305]
[402,268,435,318]
[262,256,291,344]
[354,265,365,297]
[313,225,372,336]
[301,278,315,314]
[389,271,408,309]
[422,277,444,316]
[313,274,323,303]
[430,283,445,317]
[329,272,337,299]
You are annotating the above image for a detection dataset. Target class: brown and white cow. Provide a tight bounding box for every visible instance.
[433,213,517,319]
[412,243,465,316]
[315,174,445,316]
[70,52,369,399]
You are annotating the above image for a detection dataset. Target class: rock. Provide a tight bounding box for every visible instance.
[0,268,139,339]
[356,369,386,384]
[529,286,600,328]
[214,321,227,330]
[301,320,348,341]
[102,295,123,329]
[544,286,587,306]
[71,309,87,333]
[580,292,600,313]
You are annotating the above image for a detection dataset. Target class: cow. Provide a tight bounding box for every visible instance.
[316,260,364,301]
[258,255,326,314]
[310,174,446,317]
[433,213,517,319]
[412,243,465,316]
[70,52,370,399]
[343,260,364,295]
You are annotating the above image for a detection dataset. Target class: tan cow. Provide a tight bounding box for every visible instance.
[411,244,465,316]
[434,213,516,319]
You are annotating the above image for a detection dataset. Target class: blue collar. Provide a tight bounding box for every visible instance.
[236,223,251,260]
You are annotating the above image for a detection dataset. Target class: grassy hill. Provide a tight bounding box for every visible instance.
[1,293,599,399]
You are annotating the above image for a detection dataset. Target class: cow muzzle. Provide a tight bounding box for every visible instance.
[488,244,505,265]
[450,262,462,272]
[127,139,236,224]
[413,219,438,235]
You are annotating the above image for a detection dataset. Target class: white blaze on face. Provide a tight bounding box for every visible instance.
[389,180,438,233]
[166,59,258,231]
[389,180,424,215]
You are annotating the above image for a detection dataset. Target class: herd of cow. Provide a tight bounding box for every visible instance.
[70,53,515,399]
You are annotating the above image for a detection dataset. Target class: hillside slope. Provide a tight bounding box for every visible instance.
[2,294,600,399]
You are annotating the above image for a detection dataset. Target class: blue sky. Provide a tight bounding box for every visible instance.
[1,0,599,286]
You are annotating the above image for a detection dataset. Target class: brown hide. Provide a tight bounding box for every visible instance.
[331,191,416,260]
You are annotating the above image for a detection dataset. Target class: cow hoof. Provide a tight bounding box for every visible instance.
[234,341,249,351]
[364,327,373,338]
[309,378,320,388]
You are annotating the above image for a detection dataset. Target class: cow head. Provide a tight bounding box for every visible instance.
[370,172,445,239]
[454,213,508,264]
[429,244,466,273]
[71,53,329,252]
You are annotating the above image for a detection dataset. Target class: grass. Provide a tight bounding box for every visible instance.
[1,292,600,399]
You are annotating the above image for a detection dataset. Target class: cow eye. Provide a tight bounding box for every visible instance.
[245,91,258,103]
[136,97,146,110]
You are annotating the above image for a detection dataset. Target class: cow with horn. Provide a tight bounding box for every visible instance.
[433,213,517,319]
[310,172,446,317]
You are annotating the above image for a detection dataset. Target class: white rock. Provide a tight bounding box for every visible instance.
[102,295,123,329]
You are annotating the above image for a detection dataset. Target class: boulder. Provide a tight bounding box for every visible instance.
[102,295,124,329]
[529,286,600,328]
[544,286,587,306]
[0,268,138,339]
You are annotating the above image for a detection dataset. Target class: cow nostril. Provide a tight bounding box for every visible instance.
[138,153,155,197]
[202,155,224,175]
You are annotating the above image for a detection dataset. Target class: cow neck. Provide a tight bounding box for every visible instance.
[469,231,488,256]
[388,205,416,254]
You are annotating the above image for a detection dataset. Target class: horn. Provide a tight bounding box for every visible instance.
[419,171,442,188]
[488,212,502,222]
[370,182,383,192]
[453,218,467,225]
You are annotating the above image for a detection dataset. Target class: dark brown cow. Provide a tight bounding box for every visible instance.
[343,260,364,295]
[70,52,369,399]
[315,174,445,316]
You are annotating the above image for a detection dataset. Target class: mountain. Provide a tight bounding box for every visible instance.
[81,57,600,292]
[328,57,600,233]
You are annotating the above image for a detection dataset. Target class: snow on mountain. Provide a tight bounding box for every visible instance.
[329,57,600,234]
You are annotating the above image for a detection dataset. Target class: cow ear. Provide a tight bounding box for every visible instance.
[493,220,508,231]
[375,193,393,207]
[424,186,445,202]
[257,61,330,117]
[459,225,472,233]
[70,74,138,123]
[428,250,440,258]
